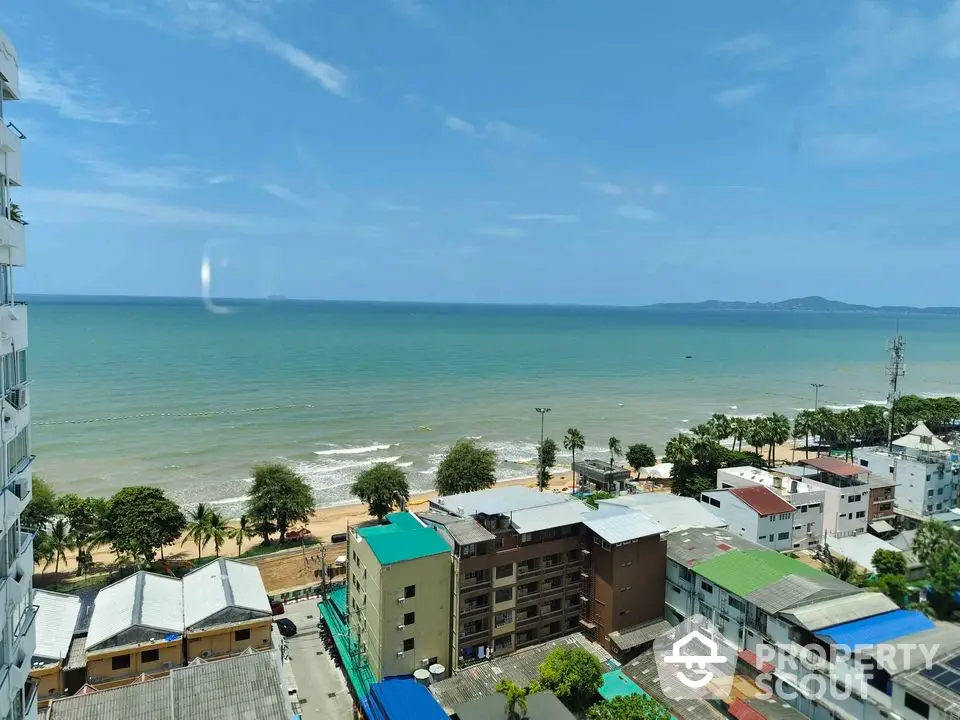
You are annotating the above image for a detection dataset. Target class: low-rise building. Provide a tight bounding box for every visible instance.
[32,591,83,708]
[597,493,728,532]
[716,467,824,550]
[796,456,872,537]
[347,511,452,681]
[700,486,796,551]
[854,422,958,520]
[573,459,632,493]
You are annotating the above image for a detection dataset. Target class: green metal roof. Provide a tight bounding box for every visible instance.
[693,549,828,597]
[357,512,451,565]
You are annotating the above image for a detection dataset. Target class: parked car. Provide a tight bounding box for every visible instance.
[270,601,285,616]
[276,618,298,637]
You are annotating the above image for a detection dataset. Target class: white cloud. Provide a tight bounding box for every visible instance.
[509,213,578,223]
[713,85,762,106]
[616,204,660,221]
[387,0,430,20]
[77,157,193,189]
[484,120,541,144]
[581,181,623,196]
[711,33,771,55]
[82,0,348,96]
[808,133,901,164]
[650,182,669,196]
[444,115,476,135]
[375,202,422,212]
[474,226,525,238]
[260,183,313,205]
[206,175,235,185]
[19,68,136,125]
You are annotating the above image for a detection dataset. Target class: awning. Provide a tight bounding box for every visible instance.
[869,520,895,534]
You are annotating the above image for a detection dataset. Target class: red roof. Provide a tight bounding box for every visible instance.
[800,456,868,478]
[728,485,796,516]
[738,649,775,674]
[730,699,767,720]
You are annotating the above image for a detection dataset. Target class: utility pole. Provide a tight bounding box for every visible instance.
[810,383,825,411]
[534,407,551,492]
[886,330,906,451]
[535,407,551,448]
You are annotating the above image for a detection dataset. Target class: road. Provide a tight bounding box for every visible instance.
[281,600,354,720]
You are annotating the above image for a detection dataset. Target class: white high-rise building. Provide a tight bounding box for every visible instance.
[0,27,38,720]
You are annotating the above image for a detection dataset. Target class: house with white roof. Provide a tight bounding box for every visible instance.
[31,590,83,707]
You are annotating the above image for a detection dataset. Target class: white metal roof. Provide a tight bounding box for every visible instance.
[582,507,661,544]
[827,533,911,573]
[34,590,82,662]
[778,592,898,631]
[894,422,951,452]
[182,559,271,629]
[599,494,727,532]
[86,572,184,650]
[510,502,589,534]
[433,485,571,517]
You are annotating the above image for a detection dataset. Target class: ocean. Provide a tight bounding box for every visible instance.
[24,296,960,516]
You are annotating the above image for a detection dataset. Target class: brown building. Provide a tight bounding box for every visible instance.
[868,477,897,525]
[424,486,666,666]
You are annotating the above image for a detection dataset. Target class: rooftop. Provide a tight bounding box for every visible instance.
[894,422,952,453]
[181,558,271,629]
[452,692,575,720]
[799,456,869,479]
[599,494,727,532]
[582,505,662,545]
[573,459,632,482]
[511,502,590,534]
[694,549,834,598]
[776,466,820,480]
[368,678,448,720]
[433,486,571,518]
[356,511,451,565]
[727,486,796,516]
[622,651,725,720]
[815,609,935,648]
[86,572,183,651]
[45,649,289,720]
[429,633,615,712]
[665,527,760,567]
[608,618,673,654]
[778,593,898,632]
[34,590,83,663]
[417,511,495,545]
[825,533,916,574]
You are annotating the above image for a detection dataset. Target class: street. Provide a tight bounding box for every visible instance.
[281,600,354,720]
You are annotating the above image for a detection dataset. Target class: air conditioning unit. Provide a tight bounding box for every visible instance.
[397,597,406,604]
[397,625,405,631]
[421,658,430,666]
[396,651,404,657]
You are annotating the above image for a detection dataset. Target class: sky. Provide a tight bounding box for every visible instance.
[3,0,960,305]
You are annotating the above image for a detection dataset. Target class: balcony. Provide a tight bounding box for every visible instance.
[0,123,23,186]
[458,626,489,642]
[541,583,563,597]
[461,575,491,591]
[460,602,490,618]
[517,565,539,577]
[0,302,28,354]
[24,679,38,720]
[0,214,25,266]
[516,612,539,627]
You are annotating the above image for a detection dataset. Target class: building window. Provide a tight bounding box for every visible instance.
[758,536,766,541]
[235,628,251,641]
[495,536,504,549]
[111,655,132,671]
[937,503,943,511]
[403,611,415,625]
[800,505,807,513]
[701,581,713,594]
[495,564,513,579]
[778,532,789,540]
[727,596,746,613]
[903,692,930,718]
[461,543,476,557]
[860,459,869,467]
[679,567,692,582]
[938,487,944,496]
[495,587,513,603]
[141,649,159,663]
[856,511,866,519]
[404,585,416,598]
[403,638,415,652]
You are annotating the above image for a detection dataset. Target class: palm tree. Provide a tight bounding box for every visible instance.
[9,203,23,224]
[824,554,859,583]
[729,417,749,451]
[182,502,213,559]
[495,679,531,720]
[794,411,813,458]
[812,407,836,453]
[208,511,230,558]
[709,413,732,447]
[229,514,258,556]
[767,413,792,465]
[746,417,768,459]
[45,519,75,574]
[663,433,694,464]
[563,428,586,493]
[608,436,622,467]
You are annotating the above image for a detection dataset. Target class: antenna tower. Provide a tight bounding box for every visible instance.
[886,330,905,450]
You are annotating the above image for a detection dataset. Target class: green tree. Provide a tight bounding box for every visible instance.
[208,511,230,557]
[563,428,586,492]
[793,411,814,459]
[9,203,23,223]
[868,574,910,607]
[913,520,960,618]
[182,503,213,559]
[246,463,315,542]
[708,413,732,447]
[823,554,859,583]
[625,443,657,475]
[537,646,604,712]
[587,694,671,720]
[44,519,75,574]
[812,407,837,448]
[746,417,768,458]
[729,417,749,452]
[857,404,888,446]
[229,514,257,555]
[56,494,110,576]
[872,549,907,577]
[663,434,693,464]
[21,476,58,530]
[104,486,187,566]
[351,462,410,521]
[435,439,497,496]
[537,437,558,491]
[766,413,791,465]
[608,436,622,467]
[495,679,533,720]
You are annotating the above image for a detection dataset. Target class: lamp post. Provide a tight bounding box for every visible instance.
[810,383,825,411]
[534,407,551,448]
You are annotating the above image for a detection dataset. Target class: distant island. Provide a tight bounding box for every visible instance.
[265,295,289,301]
[642,295,960,316]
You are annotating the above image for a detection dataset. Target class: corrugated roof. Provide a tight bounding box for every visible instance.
[182,559,271,629]
[600,495,727,532]
[666,527,759,567]
[370,678,449,720]
[778,592,898,631]
[608,618,673,652]
[694,550,832,598]
[34,590,82,662]
[894,422,951,452]
[815,609,935,648]
[454,692,575,720]
[583,508,661,544]
[827,533,912,573]
[511,502,589,534]
[862,623,960,674]
[357,511,450,565]
[800,457,867,478]
[417,511,495,545]
[86,572,183,650]
[433,486,571,517]
[622,651,726,720]
[728,486,796,516]
[47,649,287,720]
[745,575,825,615]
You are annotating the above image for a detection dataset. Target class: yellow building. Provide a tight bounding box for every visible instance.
[32,590,83,707]
[348,512,452,680]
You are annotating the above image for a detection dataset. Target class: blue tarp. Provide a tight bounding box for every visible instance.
[816,609,935,648]
[367,678,447,720]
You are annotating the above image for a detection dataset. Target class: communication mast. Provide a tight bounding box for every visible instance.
[886,331,905,450]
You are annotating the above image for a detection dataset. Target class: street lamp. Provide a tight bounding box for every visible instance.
[810,383,825,411]
[534,407,551,448]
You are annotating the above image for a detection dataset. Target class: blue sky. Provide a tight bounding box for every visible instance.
[4,1,960,305]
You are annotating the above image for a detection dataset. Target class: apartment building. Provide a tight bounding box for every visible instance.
[700,486,796,551]
[794,457,872,537]
[346,512,452,681]
[854,422,958,520]
[425,486,671,666]
[0,26,37,720]
[716,467,824,550]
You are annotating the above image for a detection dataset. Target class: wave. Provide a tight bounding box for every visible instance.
[314,443,395,456]
[396,461,414,468]
[207,495,251,506]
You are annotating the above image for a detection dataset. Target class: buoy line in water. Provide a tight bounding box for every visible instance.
[35,403,316,426]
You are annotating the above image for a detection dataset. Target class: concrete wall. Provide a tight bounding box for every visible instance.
[809,481,868,537]
[855,448,958,517]
[184,620,273,661]
[790,491,824,548]
[85,640,182,683]
[701,491,794,551]
[30,664,61,707]
[349,530,384,678]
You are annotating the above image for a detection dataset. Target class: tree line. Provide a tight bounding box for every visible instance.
[24,462,316,575]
